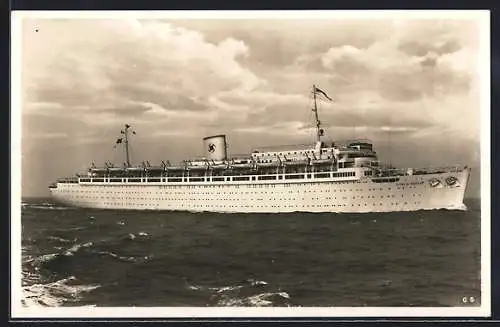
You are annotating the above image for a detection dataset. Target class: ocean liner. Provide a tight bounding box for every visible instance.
[49,85,470,213]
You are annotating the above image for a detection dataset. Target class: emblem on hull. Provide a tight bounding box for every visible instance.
[445,176,459,187]
[430,178,442,188]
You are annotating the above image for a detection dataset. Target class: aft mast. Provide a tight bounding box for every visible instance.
[311,84,331,143]
[312,84,321,143]
[117,124,136,167]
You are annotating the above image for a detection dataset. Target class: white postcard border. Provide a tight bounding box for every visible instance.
[10,9,491,319]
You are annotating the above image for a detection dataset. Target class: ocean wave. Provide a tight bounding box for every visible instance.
[47,235,76,243]
[187,279,291,307]
[125,232,150,241]
[216,291,291,307]
[413,205,469,212]
[94,250,148,263]
[212,285,244,294]
[23,242,95,268]
[24,237,151,273]
[53,226,89,232]
[448,204,468,211]
[63,242,94,256]
[24,253,59,265]
[22,275,100,307]
[24,204,73,211]
[22,270,42,287]
[188,278,267,292]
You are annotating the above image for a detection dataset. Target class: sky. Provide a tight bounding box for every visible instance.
[17,13,486,198]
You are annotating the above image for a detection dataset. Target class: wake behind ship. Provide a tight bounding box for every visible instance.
[49,85,470,213]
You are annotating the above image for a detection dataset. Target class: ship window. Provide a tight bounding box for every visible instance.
[233,176,250,181]
[285,174,304,180]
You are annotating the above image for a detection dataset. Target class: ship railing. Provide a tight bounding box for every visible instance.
[410,165,464,174]
[334,138,373,146]
[77,170,360,183]
[56,177,79,183]
[373,165,464,176]
[252,143,315,152]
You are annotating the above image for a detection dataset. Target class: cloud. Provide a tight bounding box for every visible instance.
[23,19,263,118]
[18,16,483,197]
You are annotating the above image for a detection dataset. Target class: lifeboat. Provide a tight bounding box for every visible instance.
[256,161,280,168]
[147,165,165,171]
[125,167,144,172]
[108,167,125,172]
[210,163,230,170]
[186,165,208,171]
[311,158,334,165]
[282,159,309,166]
[90,168,107,173]
[231,163,254,169]
[230,158,254,169]
[429,178,442,188]
[166,166,185,171]
[445,176,459,186]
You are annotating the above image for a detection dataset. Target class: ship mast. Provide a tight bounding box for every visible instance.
[119,124,135,167]
[312,84,322,143]
[125,124,131,167]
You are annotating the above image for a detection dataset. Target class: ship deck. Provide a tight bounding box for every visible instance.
[56,165,465,184]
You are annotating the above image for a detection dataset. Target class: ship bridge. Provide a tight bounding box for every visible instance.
[333,138,374,150]
[251,142,335,160]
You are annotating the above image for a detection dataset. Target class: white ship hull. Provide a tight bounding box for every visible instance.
[49,168,470,213]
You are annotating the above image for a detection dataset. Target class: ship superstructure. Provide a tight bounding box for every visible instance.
[49,85,470,213]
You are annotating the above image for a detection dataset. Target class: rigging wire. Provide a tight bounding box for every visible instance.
[302,91,316,143]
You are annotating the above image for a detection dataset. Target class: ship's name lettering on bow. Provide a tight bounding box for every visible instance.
[396,182,425,186]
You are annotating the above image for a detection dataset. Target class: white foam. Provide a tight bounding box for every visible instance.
[26,253,59,265]
[95,250,137,263]
[216,292,291,307]
[28,205,69,210]
[47,236,75,243]
[247,292,291,306]
[191,279,290,307]
[213,285,244,294]
[22,276,100,307]
[248,279,268,286]
[63,242,93,256]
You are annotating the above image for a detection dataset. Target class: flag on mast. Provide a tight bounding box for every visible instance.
[314,86,332,101]
[113,138,123,148]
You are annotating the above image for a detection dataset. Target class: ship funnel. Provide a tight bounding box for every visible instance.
[203,134,227,161]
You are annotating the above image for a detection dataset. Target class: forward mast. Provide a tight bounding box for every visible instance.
[118,124,136,167]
